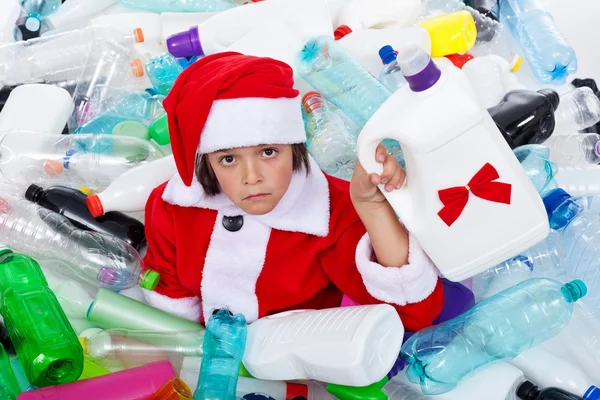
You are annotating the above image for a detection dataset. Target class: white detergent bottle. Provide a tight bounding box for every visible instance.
[86,154,176,217]
[336,27,431,77]
[335,0,422,38]
[509,346,600,399]
[242,304,404,387]
[0,0,21,44]
[165,0,333,58]
[357,45,549,281]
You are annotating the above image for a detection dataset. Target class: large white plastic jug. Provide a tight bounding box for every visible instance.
[357,45,549,281]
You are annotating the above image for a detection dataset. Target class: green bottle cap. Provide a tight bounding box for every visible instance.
[112,121,150,141]
[562,279,587,303]
[327,377,389,400]
[140,270,160,291]
[149,114,170,146]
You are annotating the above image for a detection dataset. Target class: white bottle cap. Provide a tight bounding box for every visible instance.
[397,44,430,76]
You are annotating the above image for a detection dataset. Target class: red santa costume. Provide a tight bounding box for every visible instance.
[142,52,444,332]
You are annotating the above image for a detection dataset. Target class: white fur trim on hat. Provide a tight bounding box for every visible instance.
[355,233,439,305]
[142,289,202,322]
[198,96,307,154]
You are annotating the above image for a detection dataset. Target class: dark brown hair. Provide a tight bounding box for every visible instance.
[195,143,311,196]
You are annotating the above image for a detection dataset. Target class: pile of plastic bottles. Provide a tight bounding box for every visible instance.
[0,0,600,399]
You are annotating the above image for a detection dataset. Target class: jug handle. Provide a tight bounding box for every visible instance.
[357,131,414,222]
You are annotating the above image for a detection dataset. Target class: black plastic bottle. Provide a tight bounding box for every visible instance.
[517,381,584,400]
[488,89,560,149]
[25,185,146,251]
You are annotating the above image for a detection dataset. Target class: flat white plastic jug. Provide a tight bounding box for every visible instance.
[242,305,403,387]
[357,45,549,281]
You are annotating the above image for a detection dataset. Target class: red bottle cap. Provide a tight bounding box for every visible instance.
[445,52,474,69]
[86,194,105,218]
[334,25,352,40]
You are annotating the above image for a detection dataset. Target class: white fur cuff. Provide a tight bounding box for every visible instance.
[355,233,439,305]
[142,289,202,322]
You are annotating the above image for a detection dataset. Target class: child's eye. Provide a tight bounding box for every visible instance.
[262,148,278,158]
[219,155,236,166]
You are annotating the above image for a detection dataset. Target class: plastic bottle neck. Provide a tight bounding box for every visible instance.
[25,184,44,204]
[404,58,442,92]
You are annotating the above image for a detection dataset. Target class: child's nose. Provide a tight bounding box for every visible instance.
[242,162,263,185]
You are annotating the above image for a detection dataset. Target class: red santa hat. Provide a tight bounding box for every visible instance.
[163,52,307,187]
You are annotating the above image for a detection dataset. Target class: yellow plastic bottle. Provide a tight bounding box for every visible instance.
[419,10,477,57]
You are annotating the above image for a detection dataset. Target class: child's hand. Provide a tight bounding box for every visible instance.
[350,143,405,210]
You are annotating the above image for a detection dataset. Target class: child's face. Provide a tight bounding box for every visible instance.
[206,144,294,215]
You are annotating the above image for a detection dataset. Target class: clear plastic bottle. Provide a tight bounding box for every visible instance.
[145,53,183,96]
[543,189,600,312]
[296,35,392,128]
[378,45,406,92]
[514,144,558,196]
[0,194,159,291]
[0,132,165,190]
[554,88,600,135]
[544,133,600,167]
[555,165,600,196]
[119,0,234,12]
[383,380,427,399]
[0,249,83,387]
[0,25,144,87]
[19,0,61,32]
[498,0,577,83]
[302,91,357,181]
[69,40,145,132]
[401,278,587,395]
[195,309,247,400]
[0,343,20,400]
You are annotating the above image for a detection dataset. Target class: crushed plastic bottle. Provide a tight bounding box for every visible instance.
[145,53,183,96]
[119,0,234,13]
[545,133,600,167]
[554,88,600,135]
[401,278,586,395]
[0,194,158,291]
[514,144,558,195]
[19,0,62,32]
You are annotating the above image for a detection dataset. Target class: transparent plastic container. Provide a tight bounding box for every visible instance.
[0,249,83,387]
[401,278,587,395]
[119,0,234,13]
[145,53,183,96]
[498,0,577,83]
[556,165,600,196]
[554,88,600,135]
[296,35,392,128]
[69,40,145,132]
[0,25,143,87]
[0,131,165,191]
[514,144,558,195]
[378,45,406,92]
[545,133,600,167]
[19,0,62,32]
[302,91,357,181]
[0,194,158,291]
[195,309,246,400]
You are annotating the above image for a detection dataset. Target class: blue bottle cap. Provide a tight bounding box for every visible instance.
[561,280,587,303]
[379,45,397,65]
[542,188,580,229]
[585,385,600,400]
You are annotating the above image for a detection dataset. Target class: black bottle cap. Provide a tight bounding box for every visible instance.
[538,89,560,111]
[517,381,539,400]
[25,184,44,203]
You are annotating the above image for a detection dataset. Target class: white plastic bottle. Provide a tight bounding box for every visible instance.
[357,45,549,281]
[509,346,599,398]
[45,0,118,31]
[336,27,431,78]
[0,84,73,135]
[555,165,600,196]
[86,154,176,217]
[462,54,524,109]
[334,0,422,38]
[242,305,404,387]
[165,0,332,58]
[392,362,525,400]
[544,133,600,167]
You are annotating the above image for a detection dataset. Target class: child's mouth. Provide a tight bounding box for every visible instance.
[244,193,269,200]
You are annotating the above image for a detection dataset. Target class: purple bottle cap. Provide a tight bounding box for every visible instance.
[397,45,441,92]
[98,267,119,285]
[595,140,600,158]
[166,26,204,58]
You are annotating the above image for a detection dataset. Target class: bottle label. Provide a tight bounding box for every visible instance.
[63,149,77,169]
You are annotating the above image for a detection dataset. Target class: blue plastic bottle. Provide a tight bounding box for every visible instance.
[543,189,600,312]
[498,0,577,83]
[378,45,407,92]
[514,145,558,196]
[194,309,247,400]
[401,278,587,395]
[119,0,234,13]
[297,35,392,128]
[19,0,61,31]
[145,53,183,96]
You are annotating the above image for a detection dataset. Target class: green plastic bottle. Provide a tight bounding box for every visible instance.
[0,249,83,387]
[0,343,20,399]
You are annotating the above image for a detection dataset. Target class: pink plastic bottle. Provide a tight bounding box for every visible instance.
[17,361,175,400]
